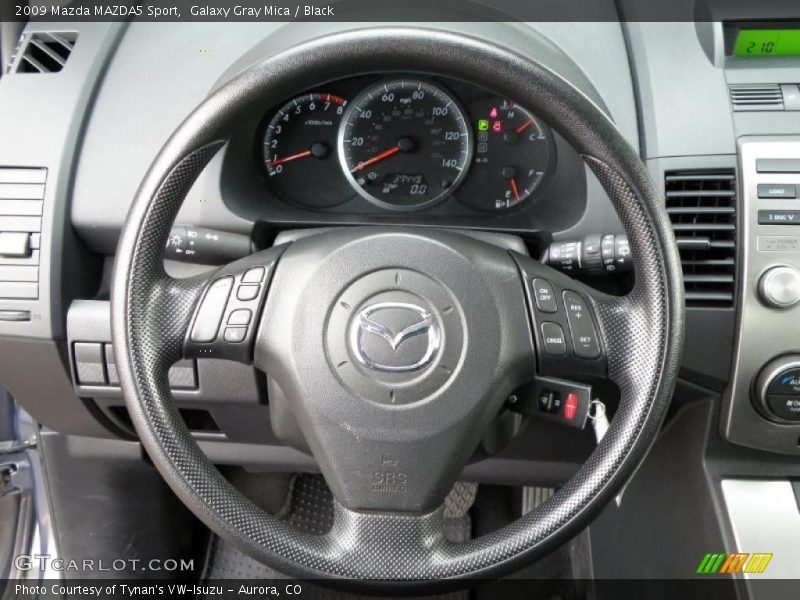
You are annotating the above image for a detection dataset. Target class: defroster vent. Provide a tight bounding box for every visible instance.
[665,170,737,307]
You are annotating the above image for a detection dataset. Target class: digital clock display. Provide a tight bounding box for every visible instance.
[735,29,800,57]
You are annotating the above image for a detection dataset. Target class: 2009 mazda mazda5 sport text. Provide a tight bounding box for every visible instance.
[1,1,800,598]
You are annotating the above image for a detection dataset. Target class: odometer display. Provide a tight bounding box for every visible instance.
[338,79,472,210]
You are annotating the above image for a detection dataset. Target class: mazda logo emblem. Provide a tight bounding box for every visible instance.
[350,302,441,372]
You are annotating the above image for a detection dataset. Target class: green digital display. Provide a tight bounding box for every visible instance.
[735,29,800,57]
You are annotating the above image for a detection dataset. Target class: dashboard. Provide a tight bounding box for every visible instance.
[4,13,800,587]
[222,74,587,234]
[3,16,800,466]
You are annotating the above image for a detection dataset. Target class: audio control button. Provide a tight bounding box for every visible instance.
[758,266,800,308]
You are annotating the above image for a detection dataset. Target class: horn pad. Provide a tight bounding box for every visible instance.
[326,268,464,406]
[255,227,533,511]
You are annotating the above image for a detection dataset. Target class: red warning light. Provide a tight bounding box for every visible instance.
[492,121,502,133]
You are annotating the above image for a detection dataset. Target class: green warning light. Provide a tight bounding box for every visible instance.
[477,119,489,131]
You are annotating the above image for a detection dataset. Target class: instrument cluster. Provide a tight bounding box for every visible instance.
[257,75,557,213]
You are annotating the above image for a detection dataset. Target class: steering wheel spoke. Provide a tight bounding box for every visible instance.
[506,253,610,428]
[182,246,287,365]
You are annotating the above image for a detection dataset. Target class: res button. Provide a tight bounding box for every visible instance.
[562,290,601,359]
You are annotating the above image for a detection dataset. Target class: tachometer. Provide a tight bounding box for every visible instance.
[338,79,472,210]
[458,98,554,211]
[263,93,353,209]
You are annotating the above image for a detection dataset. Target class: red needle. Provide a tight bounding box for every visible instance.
[510,178,520,202]
[516,118,534,134]
[268,149,313,168]
[351,145,400,173]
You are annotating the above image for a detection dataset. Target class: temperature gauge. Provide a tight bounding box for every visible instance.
[458,98,554,211]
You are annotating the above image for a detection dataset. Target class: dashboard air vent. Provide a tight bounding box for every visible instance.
[729,84,784,112]
[15,32,77,74]
[665,170,737,307]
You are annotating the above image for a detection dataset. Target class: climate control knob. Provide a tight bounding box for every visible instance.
[758,266,800,308]
[755,356,800,422]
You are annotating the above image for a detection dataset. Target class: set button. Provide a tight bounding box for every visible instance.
[562,290,601,359]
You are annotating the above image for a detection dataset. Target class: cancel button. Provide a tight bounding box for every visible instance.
[540,322,567,356]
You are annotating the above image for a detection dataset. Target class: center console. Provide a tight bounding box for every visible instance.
[723,136,800,454]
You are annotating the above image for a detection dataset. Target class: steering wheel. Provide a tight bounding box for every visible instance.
[111,28,683,589]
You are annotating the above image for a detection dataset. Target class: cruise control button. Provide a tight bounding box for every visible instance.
[532,278,558,313]
[540,322,567,356]
[227,309,252,326]
[562,290,601,359]
[190,276,233,343]
[242,267,265,283]
[236,284,260,301]
[224,327,248,343]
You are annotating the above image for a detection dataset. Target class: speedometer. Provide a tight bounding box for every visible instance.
[338,79,472,210]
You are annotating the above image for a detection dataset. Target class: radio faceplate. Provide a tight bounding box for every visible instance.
[723,136,800,455]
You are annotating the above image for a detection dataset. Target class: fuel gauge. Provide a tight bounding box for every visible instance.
[458,98,555,211]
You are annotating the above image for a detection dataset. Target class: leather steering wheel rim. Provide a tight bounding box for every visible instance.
[111,27,684,589]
